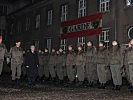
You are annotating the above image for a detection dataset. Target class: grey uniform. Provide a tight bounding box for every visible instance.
[66,51,76,82]
[9,46,23,80]
[85,47,98,83]
[49,53,57,78]
[38,53,44,78]
[96,47,109,84]
[56,53,66,80]
[43,53,50,78]
[0,43,7,75]
[109,46,123,86]
[125,47,133,86]
[75,51,85,82]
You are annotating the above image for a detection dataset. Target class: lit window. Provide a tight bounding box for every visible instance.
[60,39,67,51]
[100,0,110,12]
[47,39,52,52]
[77,0,86,49]
[78,37,86,49]
[35,14,40,29]
[47,10,53,25]
[61,5,68,22]
[78,0,86,17]
[99,30,110,48]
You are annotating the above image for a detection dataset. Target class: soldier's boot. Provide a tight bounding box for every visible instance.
[90,82,94,87]
[75,81,83,87]
[16,79,20,85]
[129,86,133,92]
[59,80,64,85]
[98,83,106,89]
[112,85,121,91]
[11,80,16,86]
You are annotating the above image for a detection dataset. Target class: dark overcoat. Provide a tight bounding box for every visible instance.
[25,51,39,77]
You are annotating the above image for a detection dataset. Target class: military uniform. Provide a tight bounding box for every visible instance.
[0,43,7,75]
[49,52,57,79]
[66,51,76,83]
[38,53,44,78]
[56,53,66,81]
[43,53,50,79]
[96,47,109,87]
[85,46,98,84]
[109,46,123,89]
[125,46,133,87]
[75,50,85,82]
[9,46,23,81]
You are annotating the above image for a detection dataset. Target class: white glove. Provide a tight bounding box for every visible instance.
[26,66,29,68]
[7,58,10,64]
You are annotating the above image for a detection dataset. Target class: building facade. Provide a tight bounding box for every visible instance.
[7,0,133,51]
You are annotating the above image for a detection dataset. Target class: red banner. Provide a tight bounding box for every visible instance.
[61,27,102,39]
[60,13,102,39]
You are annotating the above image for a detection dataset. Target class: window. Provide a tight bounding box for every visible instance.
[126,0,133,6]
[100,0,110,12]
[47,39,51,52]
[35,14,40,29]
[61,5,68,22]
[128,27,133,39]
[60,39,67,51]
[47,10,53,25]
[99,30,110,48]
[78,0,86,17]
[18,22,21,33]
[78,37,86,49]
[78,0,86,49]
[26,17,30,31]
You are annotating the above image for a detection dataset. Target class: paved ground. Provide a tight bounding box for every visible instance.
[0,74,133,100]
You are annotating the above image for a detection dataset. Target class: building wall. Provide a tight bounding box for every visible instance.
[7,0,133,50]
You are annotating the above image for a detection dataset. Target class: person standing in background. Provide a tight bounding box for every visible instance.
[25,45,39,88]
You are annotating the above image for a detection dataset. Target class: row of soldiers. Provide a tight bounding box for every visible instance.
[1,34,133,91]
[37,39,133,92]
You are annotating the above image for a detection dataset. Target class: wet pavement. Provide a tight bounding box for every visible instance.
[0,74,133,100]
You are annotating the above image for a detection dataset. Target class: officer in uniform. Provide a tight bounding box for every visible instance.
[96,42,109,89]
[49,48,57,81]
[66,45,76,84]
[56,48,66,84]
[43,48,50,80]
[109,41,123,90]
[9,40,24,83]
[75,44,85,86]
[85,41,98,87]
[0,36,7,76]
[38,50,44,80]
[124,39,133,92]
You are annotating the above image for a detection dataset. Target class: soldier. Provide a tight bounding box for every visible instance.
[66,45,76,84]
[75,44,85,86]
[85,41,98,87]
[0,35,7,76]
[38,50,44,80]
[43,48,50,80]
[49,48,57,81]
[56,48,66,84]
[124,39,133,92]
[9,41,24,83]
[96,42,109,89]
[109,40,123,90]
